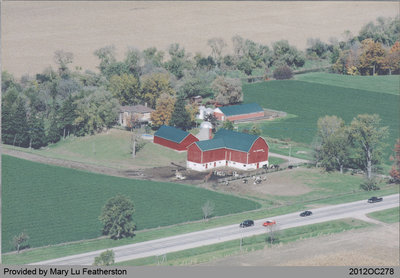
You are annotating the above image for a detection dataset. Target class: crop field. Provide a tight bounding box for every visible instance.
[2,2,397,77]
[295,73,399,95]
[2,155,260,253]
[243,77,399,162]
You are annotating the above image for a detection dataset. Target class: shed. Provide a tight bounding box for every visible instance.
[214,103,264,122]
[153,125,199,151]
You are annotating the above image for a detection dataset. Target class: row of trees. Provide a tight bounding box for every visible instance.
[2,16,398,148]
[332,39,400,75]
[314,114,389,181]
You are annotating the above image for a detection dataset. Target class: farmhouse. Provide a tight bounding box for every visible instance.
[214,103,264,122]
[187,129,269,171]
[118,105,154,127]
[153,125,199,151]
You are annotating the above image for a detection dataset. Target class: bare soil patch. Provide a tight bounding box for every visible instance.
[204,167,313,198]
[2,2,398,77]
[203,223,400,266]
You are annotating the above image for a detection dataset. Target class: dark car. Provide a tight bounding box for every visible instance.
[300,210,312,217]
[240,220,254,228]
[368,197,383,203]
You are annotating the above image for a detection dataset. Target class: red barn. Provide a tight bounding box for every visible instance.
[154,125,199,151]
[187,129,269,171]
[214,103,264,122]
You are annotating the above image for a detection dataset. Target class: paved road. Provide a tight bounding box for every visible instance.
[32,194,399,266]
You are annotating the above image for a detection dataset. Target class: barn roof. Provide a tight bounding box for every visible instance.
[219,103,263,116]
[195,138,226,151]
[214,129,259,152]
[154,125,190,143]
[195,129,260,152]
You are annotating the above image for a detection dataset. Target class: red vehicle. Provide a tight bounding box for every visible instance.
[262,220,276,227]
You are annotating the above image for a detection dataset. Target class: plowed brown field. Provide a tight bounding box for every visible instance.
[2,1,398,77]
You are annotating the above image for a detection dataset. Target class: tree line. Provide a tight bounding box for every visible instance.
[2,16,399,148]
[313,114,400,188]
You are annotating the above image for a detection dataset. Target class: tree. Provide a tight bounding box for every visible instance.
[315,116,349,173]
[1,96,16,145]
[185,103,199,123]
[249,125,262,136]
[222,120,234,130]
[211,76,243,105]
[383,41,400,75]
[306,38,329,58]
[201,200,215,221]
[28,113,46,149]
[169,97,192,131]
[348,114,389,179]
[360,178,380,191]
[140,73,175,108]
[389,139,400,183]
[12,98,30,147]
[207,37,227,64]
[272,40,305,68]
[13,232,29,253]
[237,57,254,76]
[59,96,77,138]
[93,250,115,266]
[99,194,136,239]
[358,39,386,75]
[47,107,61,144]
[94,45,117,78]
[74,88,119,135]
[358,16,400,46]
[204,113,218,132]
[143,47,164,67]
[124,47,142,78]
[150,93,176,128]
[109,74,141,105]
[179,74,213,99]
[54,50,73,78]
[2,71,20,92]
[163,43,192,79]
[273,65,293,80]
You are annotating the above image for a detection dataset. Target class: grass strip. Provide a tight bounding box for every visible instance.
[114,218,373,266]
[367,207,400,224]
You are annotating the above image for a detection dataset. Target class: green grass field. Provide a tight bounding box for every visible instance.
[1,129,186,169]
[367,207,400,223]
[2,155,260,253]
[295,73,399,95]
[243,77,399,163]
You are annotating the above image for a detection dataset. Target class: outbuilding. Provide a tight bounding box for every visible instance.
[154,125,199,151]
[214,103,264,122]
[187,129,269,171]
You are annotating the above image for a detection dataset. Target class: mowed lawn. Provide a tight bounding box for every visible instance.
[243,77,399,161]
[3,129,186,169]
[2,155,260,253]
